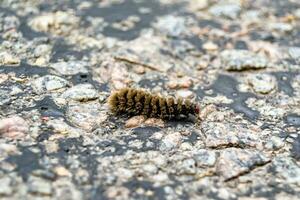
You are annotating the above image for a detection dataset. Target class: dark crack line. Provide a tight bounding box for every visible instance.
[224,160,272,182]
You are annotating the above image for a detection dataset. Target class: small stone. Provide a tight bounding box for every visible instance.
[291,135,300,160]
[0,116,29,139]
[209,2,241,19]
[199,104,217,120]
[34,44,51,58]
[10,86,22,96]
[0,143,19,155]
[288,47,300,60]
[179,158,197,175]
[54,166,71,177]
[105,186,130,199]
[47,118,82,136]
[62,84,98,102]
[0,177,13,196]
[193,149,217,167]
[216,148,270,180]
[0,51,20,65]
[0,74,8,84]
[143,164,158,174]
[28,177,53,196]
[32,75,69,94]
[160,132,182,151]
[167,80,178,89]
[35,57,47,66]
[133,65,145,74]
[271,157,300,184]
[44,141,59,154]
[180,142,193,150]
[295,8,300,18]
[269,22,293,33]
[265,136,284,150]
[191,0,209,10]
[176,90,194,99]
[51,61,88,76]
[203,42,218,51]
[152,172,169,183]
[221,50,268,71]
[203,122,260,149]
[117,168,134,180]
[66,102,106,131]
[248,74,277,94]
[29,11,79,35]
[144,118,165,127]
[167,77,193,89]
[125,116,146,128]
[152,155,167,167]
[155,15,187,37]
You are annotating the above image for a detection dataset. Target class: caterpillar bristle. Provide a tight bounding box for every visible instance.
[108,88,199,120]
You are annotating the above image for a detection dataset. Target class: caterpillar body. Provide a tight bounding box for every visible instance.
[108,88,199,120]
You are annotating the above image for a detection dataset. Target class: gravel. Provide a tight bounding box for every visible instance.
[1,0,300,199]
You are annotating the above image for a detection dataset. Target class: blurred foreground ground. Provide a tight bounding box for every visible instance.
[0,0,300,199]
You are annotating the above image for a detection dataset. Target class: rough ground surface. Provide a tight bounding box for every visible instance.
[0,0,300,199]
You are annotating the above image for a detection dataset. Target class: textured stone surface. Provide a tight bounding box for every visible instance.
[221,50,268,71]
[247,74,277,94]
[0,0,300,199]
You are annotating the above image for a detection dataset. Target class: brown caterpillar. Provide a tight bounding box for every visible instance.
[108,88,200,120]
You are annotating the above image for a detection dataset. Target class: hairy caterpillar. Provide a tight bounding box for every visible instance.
[108,88,200,120]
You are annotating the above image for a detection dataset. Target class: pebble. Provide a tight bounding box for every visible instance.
[0,176,13,196]
[203,42,218,51]
[32,75,69,94]
[51,61,88,76]
[295,8,300,18]
[0,51,20,65]
[271,157,300,184]
[10,86,22,96]
[265,136,284,150]
[167,77,193,89]
[247,74,277,94]
[125,116,146,128]
[209,2,241,19]
[155,15,187,37]
[144,118,165,127]
[179,158,197,175]
[193,149,217,167]
[0,143,19,155]
[152,172,169,183]
[143,164,158,174]
[288,47,300,60]
[0,74,8,84]
[203,122,260,148]
[29,11,79,34]
[105,186,130,199]
[191,0,209,10]
[61,84,98,102]
[199,104,217,120]
[216,148,270,180]
[66,102,106,131]
[0,89,11,106]
[44,141,59,154]
[160,132,182,151]
[34,44,51,58]
[47,118,82,136]
[176,90,195,99]
[269,22,293,33]
[28,177,53,196]
[0,116,29,139]
[152,155,168,167]
[221,50,268,71]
